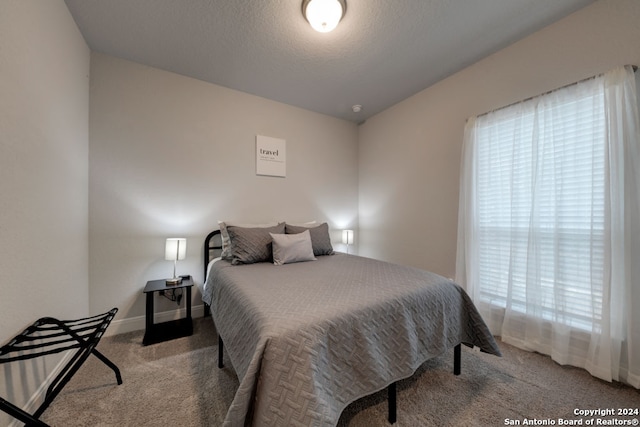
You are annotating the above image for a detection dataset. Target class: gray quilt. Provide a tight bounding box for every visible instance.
[202,253,501,426]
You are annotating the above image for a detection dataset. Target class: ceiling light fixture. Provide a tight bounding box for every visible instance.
[302,0,346,33]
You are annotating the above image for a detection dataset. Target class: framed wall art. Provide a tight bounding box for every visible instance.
[256,135,286,177]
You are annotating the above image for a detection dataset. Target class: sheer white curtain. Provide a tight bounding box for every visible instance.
[456,66,640,387]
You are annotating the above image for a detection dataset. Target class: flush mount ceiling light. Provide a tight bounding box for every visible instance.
[302,0,346,33]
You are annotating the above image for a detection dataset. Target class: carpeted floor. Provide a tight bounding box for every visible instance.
[40,317,639,426]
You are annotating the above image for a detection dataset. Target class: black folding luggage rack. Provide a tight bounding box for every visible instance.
[0,308,122,427]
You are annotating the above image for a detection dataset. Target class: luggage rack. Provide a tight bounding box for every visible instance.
[0,308,122,427]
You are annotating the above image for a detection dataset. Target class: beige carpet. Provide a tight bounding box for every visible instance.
[39,317,639,426]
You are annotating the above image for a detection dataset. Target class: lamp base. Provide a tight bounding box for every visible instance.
[166,277,183,286]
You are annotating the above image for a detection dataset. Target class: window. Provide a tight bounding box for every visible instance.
[474,91,606,331]
[456,66,640,387]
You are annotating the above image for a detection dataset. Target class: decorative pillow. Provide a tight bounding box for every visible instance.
[227,223,285,265]
[284,221,318,227]
[218,221,280,260]
[270,230,317,265]
[285,222,334,256]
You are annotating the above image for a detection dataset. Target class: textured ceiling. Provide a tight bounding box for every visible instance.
[64,0,595,123]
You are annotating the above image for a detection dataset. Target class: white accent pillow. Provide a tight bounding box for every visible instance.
[270,230,317,265]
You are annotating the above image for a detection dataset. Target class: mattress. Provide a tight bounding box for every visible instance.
[203,252,501,426]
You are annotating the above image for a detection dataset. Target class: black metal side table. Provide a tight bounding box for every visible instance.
[143,277,193,345]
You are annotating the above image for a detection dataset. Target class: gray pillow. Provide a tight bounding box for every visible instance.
[227,223,285,265]
[270,230,317,265]
[218,221,280,260]
[285,222,334,256]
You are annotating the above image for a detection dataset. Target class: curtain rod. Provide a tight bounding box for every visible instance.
[472,64,638,120]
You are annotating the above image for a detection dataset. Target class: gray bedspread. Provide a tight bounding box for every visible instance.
[203,253,501,426]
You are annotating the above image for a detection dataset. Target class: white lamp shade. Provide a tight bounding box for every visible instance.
[165,238,187,261]
[304,0,344,33]
[342,230,354,245]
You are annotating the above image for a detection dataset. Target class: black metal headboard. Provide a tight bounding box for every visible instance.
[203,229,223,279]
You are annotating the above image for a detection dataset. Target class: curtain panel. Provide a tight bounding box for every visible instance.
[456,66,640,387]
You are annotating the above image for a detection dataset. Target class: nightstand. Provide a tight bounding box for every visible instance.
[142,277,193,345]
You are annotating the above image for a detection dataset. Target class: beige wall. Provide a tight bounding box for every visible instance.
[89,53,359,328]
[358,0,640,279]
[0,0,90,423]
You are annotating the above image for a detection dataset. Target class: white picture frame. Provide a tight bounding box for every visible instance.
[256,135,286,177]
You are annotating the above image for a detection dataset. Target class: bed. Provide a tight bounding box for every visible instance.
[202,223,501,426]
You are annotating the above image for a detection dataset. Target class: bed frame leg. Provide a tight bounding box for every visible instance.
[454,344,461,375]
[388,382,397,424]
[218,335,224,369]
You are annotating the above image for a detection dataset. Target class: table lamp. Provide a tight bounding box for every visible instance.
[342,229,354,254]
[165,238,186,285]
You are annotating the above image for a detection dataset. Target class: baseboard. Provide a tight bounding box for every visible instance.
[104,304,206,337]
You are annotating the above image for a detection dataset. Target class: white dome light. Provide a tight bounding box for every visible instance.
[303,0,346,33]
